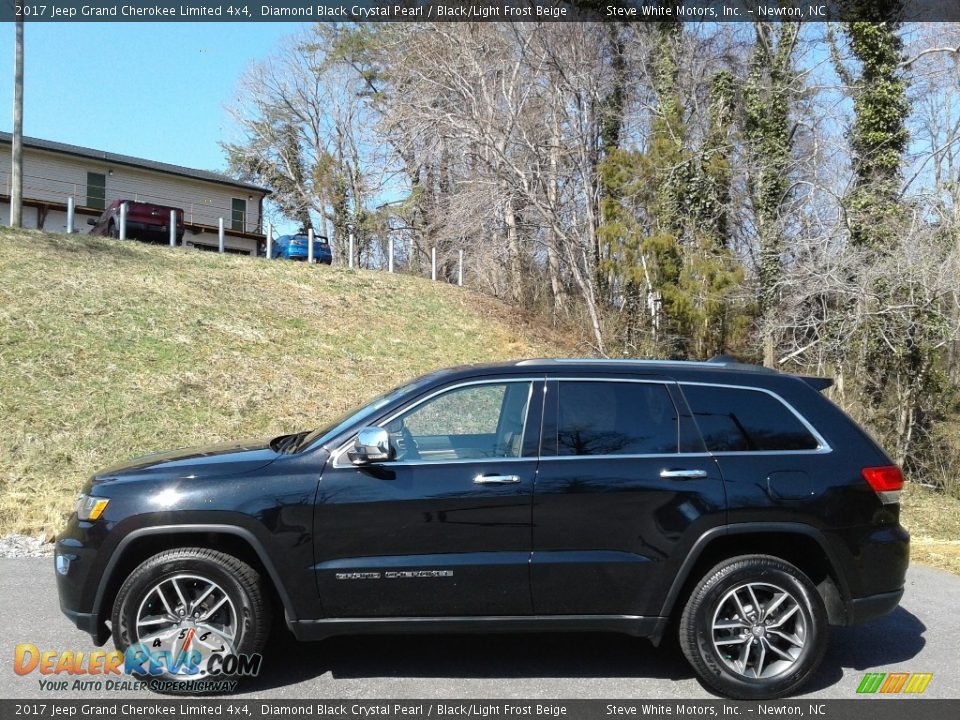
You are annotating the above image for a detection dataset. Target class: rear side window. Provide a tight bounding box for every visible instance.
[557,381,678,456]
[683,385,819,452]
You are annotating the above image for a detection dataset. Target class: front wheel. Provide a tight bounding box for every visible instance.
[111,548,271,691]
[679,555,828,699]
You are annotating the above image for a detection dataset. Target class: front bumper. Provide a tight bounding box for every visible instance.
[59,603,110,646]
[55,515,112,646]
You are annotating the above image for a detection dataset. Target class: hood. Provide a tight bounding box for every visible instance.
[93,436,284,482]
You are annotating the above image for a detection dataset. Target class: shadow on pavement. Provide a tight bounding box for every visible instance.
[805,607,927,693]
[244,629,693,692]
[242,606,926,695]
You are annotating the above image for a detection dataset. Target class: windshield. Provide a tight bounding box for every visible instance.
[296,372,442,451]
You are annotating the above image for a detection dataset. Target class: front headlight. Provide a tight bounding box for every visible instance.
[75,494,110,521]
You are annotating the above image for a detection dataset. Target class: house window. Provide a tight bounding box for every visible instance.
[231,198,246,232]
[86,172,106,210]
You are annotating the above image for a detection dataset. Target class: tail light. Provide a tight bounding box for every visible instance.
[862,466,903,504]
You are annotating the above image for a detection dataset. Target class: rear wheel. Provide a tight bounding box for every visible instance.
[108,221,119,238]
[111,548,270,692]
[679,555,827,699]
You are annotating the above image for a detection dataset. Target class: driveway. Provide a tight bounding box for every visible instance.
[2,559,956,699]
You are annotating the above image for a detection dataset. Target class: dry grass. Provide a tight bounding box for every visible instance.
[0,228,572,535]
[901,483,960,575]
[3,226,957,577]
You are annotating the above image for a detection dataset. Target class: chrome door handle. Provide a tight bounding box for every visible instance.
[473,474,522,485]
[660,469,708,480]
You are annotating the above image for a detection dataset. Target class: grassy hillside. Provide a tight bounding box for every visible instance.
[1,226,956,575]
[0,228,570,535]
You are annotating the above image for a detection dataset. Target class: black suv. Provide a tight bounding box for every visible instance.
[56,358,909,699]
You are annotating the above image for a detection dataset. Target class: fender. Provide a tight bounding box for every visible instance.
[91,523,297,623]
[657,522,851,620]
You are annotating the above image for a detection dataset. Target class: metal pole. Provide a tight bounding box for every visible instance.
[266,222,273,259]
[348,229,355,269]
[10,14,24,227]
[218,217,224,253]
[119,202,128,240]
[66,197,75,234]
[388,237,394,273]
[169,209,176,247]
[308,228,314,264]
[431,247,437,281]
[458,250,463,286]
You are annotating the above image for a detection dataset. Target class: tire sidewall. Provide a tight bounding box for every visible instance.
[686,560,827,699]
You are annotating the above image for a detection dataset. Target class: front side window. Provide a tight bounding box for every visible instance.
[682,385,819,452]
[556,381,679,456]
[388,382,532,462]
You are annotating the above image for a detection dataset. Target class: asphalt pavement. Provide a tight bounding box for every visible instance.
[2,559,957,700]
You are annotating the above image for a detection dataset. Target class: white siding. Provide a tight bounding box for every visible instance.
[0,145,264,234]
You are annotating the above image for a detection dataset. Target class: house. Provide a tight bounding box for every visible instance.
[0,132,270,255]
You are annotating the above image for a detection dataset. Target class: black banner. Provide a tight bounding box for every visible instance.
[2,1,960,24]
[3,700,960,720]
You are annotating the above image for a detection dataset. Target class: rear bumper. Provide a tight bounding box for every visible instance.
[847,588,904,625]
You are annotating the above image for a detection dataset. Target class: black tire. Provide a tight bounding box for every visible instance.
[679,554,827,700]
[111,548,271,692]
[108,221,119,239]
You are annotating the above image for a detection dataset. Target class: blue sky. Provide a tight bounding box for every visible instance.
[0,22,307,175]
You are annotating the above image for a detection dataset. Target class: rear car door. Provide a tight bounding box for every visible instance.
[531,375,725,616]
[314,377,544,617]
[677,382,831,525]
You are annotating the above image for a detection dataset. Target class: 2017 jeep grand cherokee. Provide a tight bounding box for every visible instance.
[56,358,909,699]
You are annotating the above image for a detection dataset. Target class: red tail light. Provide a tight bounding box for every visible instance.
[862,465,903,504]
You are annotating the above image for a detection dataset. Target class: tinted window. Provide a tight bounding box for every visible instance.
[557,381,678,456]
[683,385,819,452]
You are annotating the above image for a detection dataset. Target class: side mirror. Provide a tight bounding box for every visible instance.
[87,218,97,226]
[347,426,394,465]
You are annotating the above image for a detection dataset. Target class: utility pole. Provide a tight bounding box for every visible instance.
[10,9,24,227]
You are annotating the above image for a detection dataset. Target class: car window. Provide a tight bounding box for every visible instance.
[389,382,532,462]
[556,381,679,456]
[682,385,819,452]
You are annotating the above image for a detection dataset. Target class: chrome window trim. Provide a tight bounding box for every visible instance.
[331,377,541,469]
[677,381,832,455]
[538,453,713,461]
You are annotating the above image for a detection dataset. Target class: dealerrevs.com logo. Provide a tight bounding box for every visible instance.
[856,672,933,695]
[14,640,262,694]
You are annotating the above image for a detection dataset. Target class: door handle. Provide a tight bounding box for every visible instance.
[473,474,522,485]
[660,469,708,480]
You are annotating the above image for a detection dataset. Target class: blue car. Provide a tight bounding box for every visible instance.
[269,234,332,264]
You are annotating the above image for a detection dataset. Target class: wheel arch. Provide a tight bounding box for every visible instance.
[660,523,849,627]
[93,524,296,631]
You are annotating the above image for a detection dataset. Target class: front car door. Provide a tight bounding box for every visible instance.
[531,374,725,616]
[313,376,544,617]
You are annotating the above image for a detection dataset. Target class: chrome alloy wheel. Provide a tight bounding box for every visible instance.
[134,573,238,677]
[711,581,807,680]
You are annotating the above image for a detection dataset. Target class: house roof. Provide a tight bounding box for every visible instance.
[0,131,270,195]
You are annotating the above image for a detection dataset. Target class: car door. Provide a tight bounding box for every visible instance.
[531,375,725,616]
[313,377,544,618]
